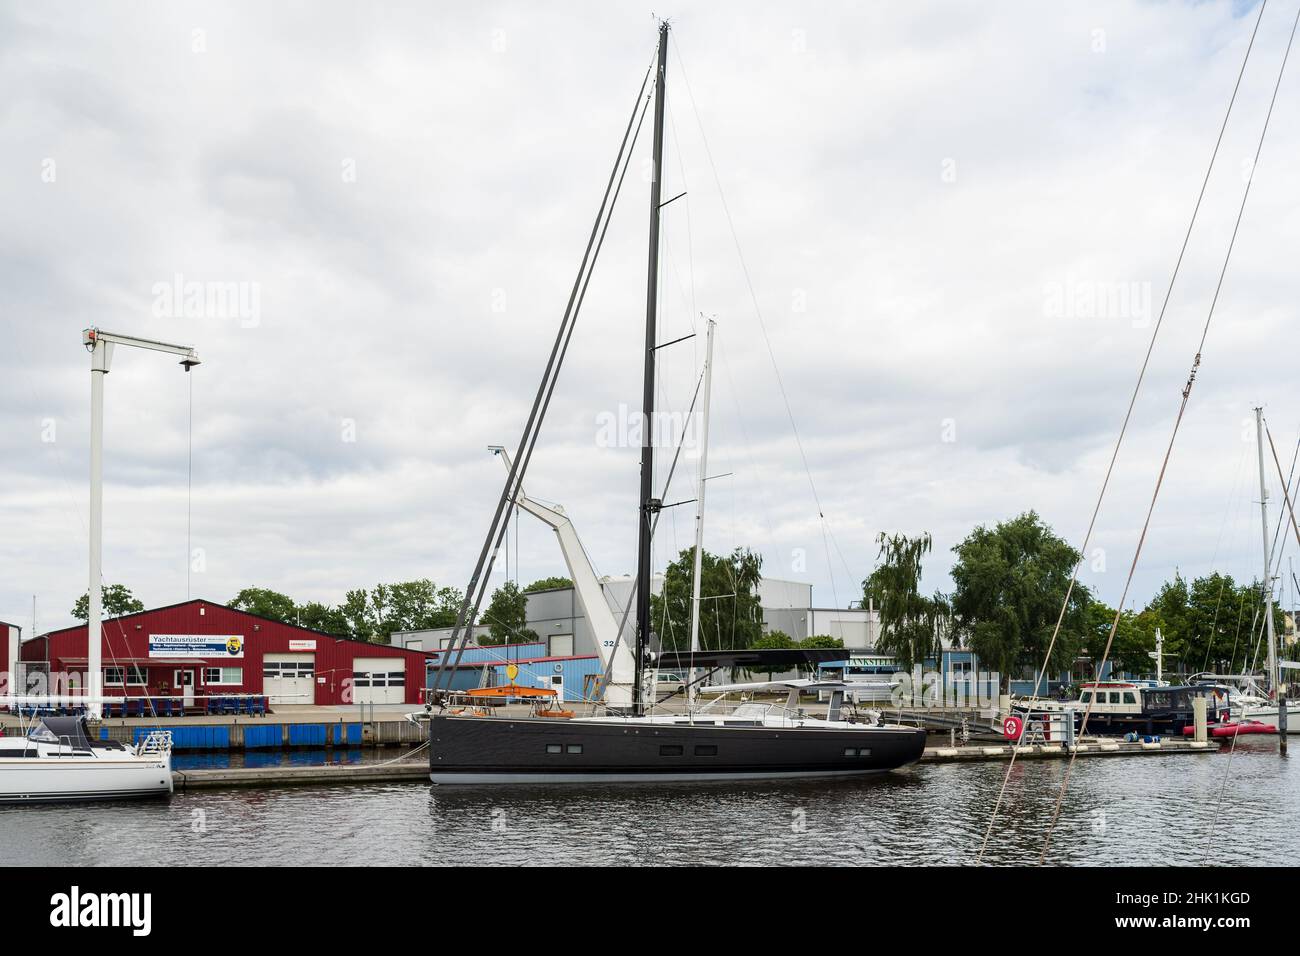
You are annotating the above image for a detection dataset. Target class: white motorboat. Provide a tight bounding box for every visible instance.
[0,714,173,803]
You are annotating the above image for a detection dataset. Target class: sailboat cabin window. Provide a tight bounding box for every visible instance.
[694,745,718,756]
[1123,692,1137,704]
[1080,691,1093,703]
[660,745,683,756]
[546,744,562,754]
[566,744,583,754]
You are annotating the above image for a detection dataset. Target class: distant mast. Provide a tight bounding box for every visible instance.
[634,21,670,714]
[687,318,717,709]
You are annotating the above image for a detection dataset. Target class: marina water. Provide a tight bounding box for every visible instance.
[3,740,1293,866]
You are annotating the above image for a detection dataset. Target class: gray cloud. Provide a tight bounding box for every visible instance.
[2,0,1298,635]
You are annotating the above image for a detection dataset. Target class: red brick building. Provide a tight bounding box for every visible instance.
[22,600,431,706]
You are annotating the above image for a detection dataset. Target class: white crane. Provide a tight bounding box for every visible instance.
[83,328,200,718]
[487,446,636,709]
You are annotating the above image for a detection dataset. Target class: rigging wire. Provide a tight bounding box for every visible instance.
[975,0,1273,863]
[432,45,657,692]
[1038,0,1300,864]
[670,33,847,617]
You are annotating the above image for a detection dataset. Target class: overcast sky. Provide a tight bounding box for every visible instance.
[3,0,1299,634]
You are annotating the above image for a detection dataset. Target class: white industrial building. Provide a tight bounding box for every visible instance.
[392,574,879,659]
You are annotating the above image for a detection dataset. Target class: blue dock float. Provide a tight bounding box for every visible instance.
[96,721,372,751]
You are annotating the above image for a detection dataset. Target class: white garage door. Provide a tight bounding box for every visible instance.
[264,653,316,705]
[353,657,406,704]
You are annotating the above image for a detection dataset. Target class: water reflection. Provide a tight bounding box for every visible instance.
[2,741,1292,866]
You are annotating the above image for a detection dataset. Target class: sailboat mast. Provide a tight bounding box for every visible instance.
[634,22,669,714]
[687,318,716,709]
[1254,406,1279,695]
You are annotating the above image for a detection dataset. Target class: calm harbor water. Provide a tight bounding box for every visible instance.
[4,740,1295,866]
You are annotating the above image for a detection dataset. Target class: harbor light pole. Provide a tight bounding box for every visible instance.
[84,328,200,719]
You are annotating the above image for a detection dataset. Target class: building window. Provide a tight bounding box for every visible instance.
[104,665,146,686]
[203,667,243,686]
[265,661,314,679]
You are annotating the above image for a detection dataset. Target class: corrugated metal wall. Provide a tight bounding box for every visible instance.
[488,656,601,703]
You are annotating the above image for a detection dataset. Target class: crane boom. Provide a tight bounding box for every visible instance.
[488,447,635,708]
[83,327,199,719]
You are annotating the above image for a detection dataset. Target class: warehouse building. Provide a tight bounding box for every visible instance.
[21,599,431,707]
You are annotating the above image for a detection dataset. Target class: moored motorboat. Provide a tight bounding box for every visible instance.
[1017,681,1232,737]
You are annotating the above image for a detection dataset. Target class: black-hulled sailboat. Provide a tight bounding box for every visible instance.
[419,22,926,784]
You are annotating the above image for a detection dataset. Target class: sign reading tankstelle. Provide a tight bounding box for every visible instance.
[148,634,245,658]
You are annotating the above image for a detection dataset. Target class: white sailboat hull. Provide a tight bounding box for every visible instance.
[0,754,173,802]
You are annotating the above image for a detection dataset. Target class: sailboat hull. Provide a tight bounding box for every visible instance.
[0,755,173,803]
[428,714,926,784]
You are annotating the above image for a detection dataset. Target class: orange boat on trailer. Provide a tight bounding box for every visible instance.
[448,684,575,719]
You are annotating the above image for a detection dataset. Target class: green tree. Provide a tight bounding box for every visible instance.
[750,629,795,678]
[949,511,1088,691]
[801,634,846,649]
[384,579,464,632]
[295,601,351,637]
[1142,571,1281,673]
[1083,601,1162,677]
[862,532,948,670]
[228,587,297,623]
[650,547,764,652]
[72,584,145,621]
[481,581,537,645]
[524,576,573,593]
[338,580,466,643]
[340,586,389,641]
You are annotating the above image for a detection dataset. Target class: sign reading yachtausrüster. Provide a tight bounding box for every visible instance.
[148,634,245,658]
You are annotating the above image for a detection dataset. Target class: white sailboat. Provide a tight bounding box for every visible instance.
[0,702,173,802]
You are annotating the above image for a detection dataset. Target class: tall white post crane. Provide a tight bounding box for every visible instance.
[487,446,636,709]
[82,328,200,718]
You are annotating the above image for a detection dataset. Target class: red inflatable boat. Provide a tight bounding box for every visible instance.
[1182,719,1278,738]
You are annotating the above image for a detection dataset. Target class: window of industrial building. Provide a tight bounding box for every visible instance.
[265,661,314,679]
[694,745,717,756]
[550,634,574,657]
[203,667,243,685]
[659,745,683,756]
[104,665,146,686]
[546,744,562,754]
